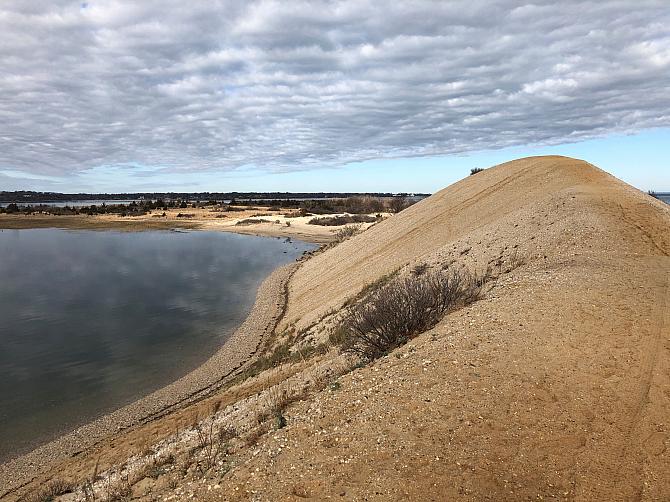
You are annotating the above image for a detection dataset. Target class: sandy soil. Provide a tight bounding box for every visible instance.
[0,206,377,243]
[213,156,668,501]
[3,156,669,501]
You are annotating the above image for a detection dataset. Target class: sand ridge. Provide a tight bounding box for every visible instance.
[3,156,669,500]
[214,156,668,500]
[282,156,669,330]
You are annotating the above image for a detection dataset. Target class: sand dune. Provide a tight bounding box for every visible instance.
[284,156,669,330]
[4,156,668,501]
[237,155,669,500]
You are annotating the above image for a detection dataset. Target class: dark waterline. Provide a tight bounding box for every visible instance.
[0,228,314,462]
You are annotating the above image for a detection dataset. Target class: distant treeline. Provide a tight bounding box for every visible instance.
[237,195,419,214]
[0,190,429,203]
[0,200,173,216]
[0,195,423,216]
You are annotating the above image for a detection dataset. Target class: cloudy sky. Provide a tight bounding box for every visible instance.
[1,0,669,192]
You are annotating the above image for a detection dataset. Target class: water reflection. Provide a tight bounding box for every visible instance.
[0,229,313,461]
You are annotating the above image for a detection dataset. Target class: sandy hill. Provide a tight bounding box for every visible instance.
[4,156,668,501]
[284,155,668,330]
[232,155,667,501]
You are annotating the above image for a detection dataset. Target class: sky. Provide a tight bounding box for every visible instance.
[0,1,669,193]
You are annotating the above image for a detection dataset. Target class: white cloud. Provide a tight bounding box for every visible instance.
[0,0,669,180]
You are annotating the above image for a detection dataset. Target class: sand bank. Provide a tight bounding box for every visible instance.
[0,207,343,243]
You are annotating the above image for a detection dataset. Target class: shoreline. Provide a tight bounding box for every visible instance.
[0,259,302,497]
[0,213,336,244]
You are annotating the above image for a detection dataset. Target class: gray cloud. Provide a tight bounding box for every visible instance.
[0,0,669,179]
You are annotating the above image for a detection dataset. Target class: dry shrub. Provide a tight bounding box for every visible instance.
[244,422,272,447]
[387,196,412,213]
[235,218,271,226]
[24,479,75,502]
[81,457,101,502]
[129,451,175,484]
[284,208,309,218]
[264,386,291,417]
[411,263,429,276]
[334,224,362,242]
[304,356,354,391]
[340,268,489,361]
[503,249,526,273]
[256,382,305,427]
[192,402,236,471]
[103,475,131,502]
[308,214,379,226]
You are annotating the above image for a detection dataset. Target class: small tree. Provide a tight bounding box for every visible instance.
[388,196,410,213]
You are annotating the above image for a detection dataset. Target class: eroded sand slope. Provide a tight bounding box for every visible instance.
[229,156,670,500]
[3,156,667,501]
[283,155,669,330]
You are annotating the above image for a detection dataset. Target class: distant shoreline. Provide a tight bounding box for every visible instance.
[0,210,335,243]
[649,192,670,204]
[0,191,430,205]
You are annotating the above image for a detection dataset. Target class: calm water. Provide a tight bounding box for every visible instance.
[0,229,313,461]
[657,194,670,204]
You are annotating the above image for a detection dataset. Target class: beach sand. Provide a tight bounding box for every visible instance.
[0,205,375,244]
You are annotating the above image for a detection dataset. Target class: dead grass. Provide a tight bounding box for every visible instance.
[24,479,75,502]
[192,402,236,472]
